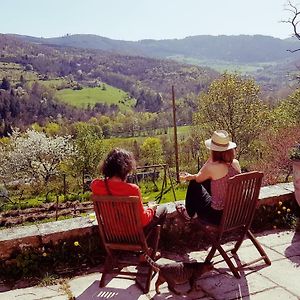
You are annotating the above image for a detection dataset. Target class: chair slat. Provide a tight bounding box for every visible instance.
[222,172,263,232]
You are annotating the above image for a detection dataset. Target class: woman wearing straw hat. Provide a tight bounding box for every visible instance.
[176,130,241,224]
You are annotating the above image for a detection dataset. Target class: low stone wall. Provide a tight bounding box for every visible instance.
[0,182,295,260]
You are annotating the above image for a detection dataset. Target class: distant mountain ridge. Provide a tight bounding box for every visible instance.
[10,33,300,63]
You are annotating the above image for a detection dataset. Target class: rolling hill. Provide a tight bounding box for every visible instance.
[12,33,300,63]
[0,34,218,114]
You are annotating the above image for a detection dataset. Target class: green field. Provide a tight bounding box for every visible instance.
[56,85,136,110]
[103,125,191,145]
[0,62,39,82]
[39,78,69,88]
[168,55,277,74]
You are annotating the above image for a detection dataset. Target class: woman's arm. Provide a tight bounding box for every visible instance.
[182,163,212,183]
[232,159,242,173]
[136,187,155,226]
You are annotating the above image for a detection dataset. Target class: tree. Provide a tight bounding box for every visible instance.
[0,129,75,185]
[25,64,33,71]
[71,122,106,176]
[140,137,163,165]
[283,1,300,53]
[0,77,11,91]
[271,88,300,128]
[194,73,269,158]
[19,74,26,87]
[44,122,61,136]
[251,126,300,185]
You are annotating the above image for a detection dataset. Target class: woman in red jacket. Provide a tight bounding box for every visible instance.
[91,148,167,236]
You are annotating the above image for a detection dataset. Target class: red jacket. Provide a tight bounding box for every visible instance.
[91,178,154,227]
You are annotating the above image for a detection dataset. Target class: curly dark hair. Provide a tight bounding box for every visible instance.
[101,148,136,181]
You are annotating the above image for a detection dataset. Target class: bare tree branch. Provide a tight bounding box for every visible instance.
[287,48,300,52]
[283,1,300,51]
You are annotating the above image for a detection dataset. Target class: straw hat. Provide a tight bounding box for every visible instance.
[205,130,236,152]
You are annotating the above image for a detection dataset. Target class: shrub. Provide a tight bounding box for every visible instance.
[290,143,300,161]
[0,235,104,283]
[252,200,299,231]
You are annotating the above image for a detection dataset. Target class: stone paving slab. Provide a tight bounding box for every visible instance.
[0,230,299,300]
[250,287,299,300]
[70,271,210,299]
[0,284,66,300]
[256,256,300,296]
[272,240,300,257]
[257,230,300,247]
[197,270,276,300]
[207,246,279,278]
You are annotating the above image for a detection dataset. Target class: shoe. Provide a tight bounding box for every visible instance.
[139,250,161,263]
[176,204,197,221]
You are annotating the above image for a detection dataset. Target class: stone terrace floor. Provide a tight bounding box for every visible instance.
[0,229,299,300]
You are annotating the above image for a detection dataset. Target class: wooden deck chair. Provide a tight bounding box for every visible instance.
[201,171,271,278]
[93,195,161,293]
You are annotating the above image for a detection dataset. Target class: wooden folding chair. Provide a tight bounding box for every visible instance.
[201,171,271,278]
[92,195,161,293]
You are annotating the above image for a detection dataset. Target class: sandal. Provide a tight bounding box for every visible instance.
[176,204,192,221]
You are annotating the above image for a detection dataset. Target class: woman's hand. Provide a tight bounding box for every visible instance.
[185,173,196,181]
[180,172,195,182]
[148,201,158,210]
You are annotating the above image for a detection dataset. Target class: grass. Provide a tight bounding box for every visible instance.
[1,191,91,212]
[0,62,39,82]
[38,273,60,286]
[140,179,187,204]
[143,185,186,203]
[56,85,136,111]
[39,78,68,88]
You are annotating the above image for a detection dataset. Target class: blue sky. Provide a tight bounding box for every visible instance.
[0,0,294,40]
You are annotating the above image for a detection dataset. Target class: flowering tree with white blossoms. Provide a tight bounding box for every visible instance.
[0,129,76,186]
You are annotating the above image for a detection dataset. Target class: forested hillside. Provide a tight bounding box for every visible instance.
[1,34,218,99]
[13,33,300,63]
[0,34,218,136]
[11,33,300,95]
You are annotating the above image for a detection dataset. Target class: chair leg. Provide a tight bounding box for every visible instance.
[232,231,247,254]
[247,230,271,265]
[144,225,160,293]
[146,225,161,257]
[135,260,156,294]
[100,255,113,287]
[144,265,154,293]
[152,225,161,258]
[138,225,160,294]
[217,244,241,278]
[205,245,217,263]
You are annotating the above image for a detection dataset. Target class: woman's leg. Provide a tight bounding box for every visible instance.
[143,205,167,236]
[143,205,167,254]
[185,180,211,218]
[182,180,222,225]
[201,179,211,195]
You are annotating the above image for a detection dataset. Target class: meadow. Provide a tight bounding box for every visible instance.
[0,62,39,82]
[168,55,277,74]
[56,85,136,111]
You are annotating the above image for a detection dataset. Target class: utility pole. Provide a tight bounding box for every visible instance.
[172,85,179,182]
